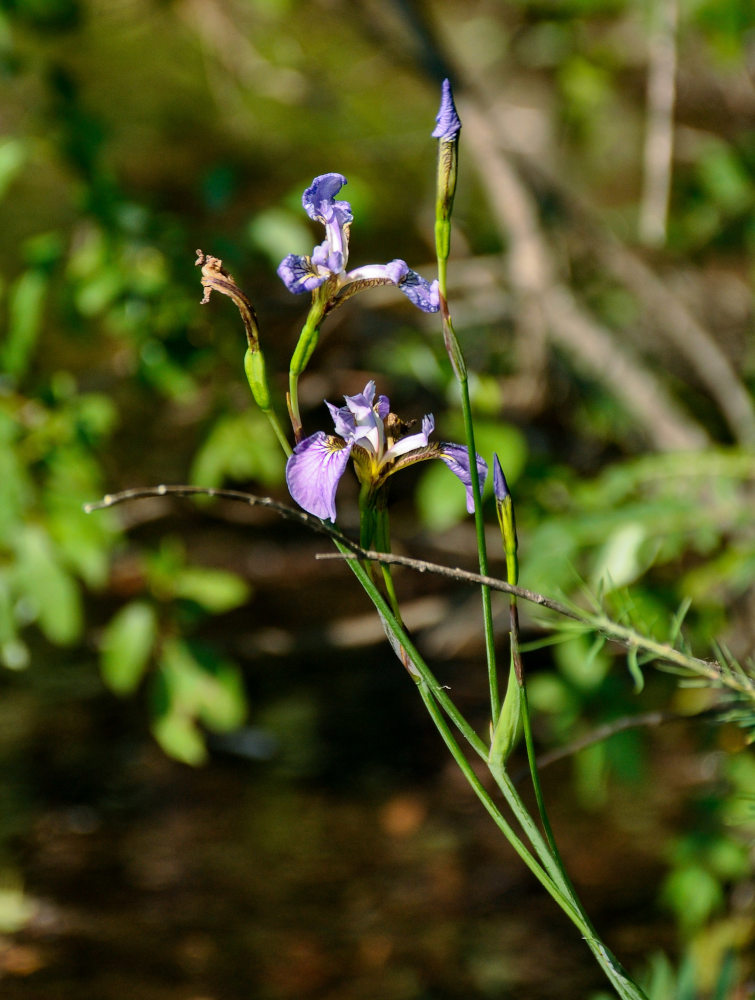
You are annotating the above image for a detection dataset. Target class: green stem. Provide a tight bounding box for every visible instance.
[375,507,402,621]
[489,761,647,1000]
[417,679,647,999]
[264,408,293,458]
[417,680,581,920]
[337,539,487,759]
[458,371,499,720]
[288,305,324,441]
[435,276,498,722]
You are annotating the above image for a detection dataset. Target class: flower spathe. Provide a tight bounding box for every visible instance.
[286,381,487,521]
[277,174,440,314]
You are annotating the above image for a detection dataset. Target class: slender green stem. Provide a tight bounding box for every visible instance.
[434,124,499,723]
[416,679,582,920]
[265,408,293,458]
[519,669,559,856]
[488,761,647,1000]
[340,527,647,997]
[287,305,324,441]
[436,280,498,720]
[337,539,488,759]
[458,371,499,719]
[418,677,646,999]
[375,507,402,621]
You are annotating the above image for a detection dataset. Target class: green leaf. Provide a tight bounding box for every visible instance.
[661,864,723,932]
[173,566,251,614]
[12,525,82,645]
[155,638,247,755]
[2,270,47,379]
[0,139,26,201]
[555,632,609,690]
[590,521,648,591]
[151,711,207,766]
[190,410,283,490]
[100,601,158,695]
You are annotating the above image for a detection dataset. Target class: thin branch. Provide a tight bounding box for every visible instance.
[86,485,753,701]
[84,484,362,554]
[458,97,709,452]
[639,0,678,247]
[317,549,579,619]
[514,710,679,785]
[469,83,755,446]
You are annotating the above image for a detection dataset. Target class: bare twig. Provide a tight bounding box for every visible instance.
[84,484,362,553]
[470,87,755,447]
[639,0,679,246]
[85,485,755,701]
[512,710,687,784]
[458,97,709,452]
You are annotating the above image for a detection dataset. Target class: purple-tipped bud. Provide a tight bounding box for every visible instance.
[493,453,518,575]
[432,79,461,142]
[493,453,510,502]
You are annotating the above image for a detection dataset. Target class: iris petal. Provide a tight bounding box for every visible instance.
[285,432,351,521]
[386,414,435,461]
[345,259,408,285]
[277,254,326,293]
[438,443,488,513]
[398,270,441,313]
[302,174,352,226]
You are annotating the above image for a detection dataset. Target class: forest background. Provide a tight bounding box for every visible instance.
[1,0,754,998]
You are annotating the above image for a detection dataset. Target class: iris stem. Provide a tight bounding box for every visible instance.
[266,409,293,458]
[350,549,646,999]
[375,507,402,622]
[434,129,499,725]
[436,288,499,724]
[337,539,487,759]
[288,305,324,441]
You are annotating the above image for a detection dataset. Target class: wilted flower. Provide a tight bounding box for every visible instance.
[277,173,440,314]
[286,380,487,521]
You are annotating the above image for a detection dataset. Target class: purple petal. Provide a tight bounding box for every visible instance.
[438,443,488,513]
[326,400,356,441]
[344,380,376,419]
[302,174,351,220]
[375,394,390,420]
[345,259,409,285]
[302,175,353,275]
[311,238,344,275]
[286,432,351,521]
[432,79,461,141]
[344,381,383,453]
[398,270,440,313]
[277,254,326,294]
[493,453,510,502]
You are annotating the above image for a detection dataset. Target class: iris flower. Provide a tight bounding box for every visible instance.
[277,173,440,314]
[286,380,487,521]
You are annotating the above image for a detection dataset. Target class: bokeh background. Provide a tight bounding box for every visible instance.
[1,0,754,997]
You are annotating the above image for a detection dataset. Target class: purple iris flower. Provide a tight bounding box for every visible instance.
[277,173,440,314]
[286,380,487,521]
